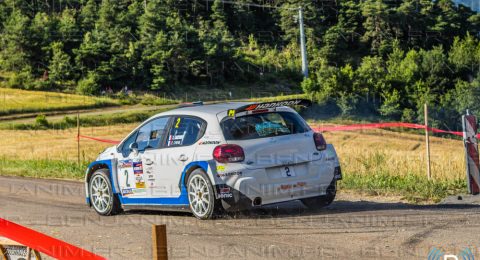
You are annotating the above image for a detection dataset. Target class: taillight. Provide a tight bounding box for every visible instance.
[313,132,327,151]
[213,144,245,163]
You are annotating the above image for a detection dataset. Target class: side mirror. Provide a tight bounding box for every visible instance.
[129,142,138,152]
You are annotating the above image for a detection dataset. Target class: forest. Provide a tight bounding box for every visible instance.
[0,0,480,127]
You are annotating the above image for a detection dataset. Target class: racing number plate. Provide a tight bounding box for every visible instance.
[280,165,296,178]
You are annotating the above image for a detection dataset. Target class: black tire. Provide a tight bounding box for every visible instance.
[187,169,222,220]
[301,180,336,209]
[89,169,122,216]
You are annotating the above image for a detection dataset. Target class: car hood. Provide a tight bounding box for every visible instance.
[96,146,117,161]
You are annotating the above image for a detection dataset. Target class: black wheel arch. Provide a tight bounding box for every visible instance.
[86,163,110,185]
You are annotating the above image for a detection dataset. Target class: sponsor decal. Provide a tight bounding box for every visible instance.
[218,193,233,199]
[244,100,308,111]
[133,161,145,189]
[216,165,226,172]
[235,99,312,115]
[119,160,133,168]
[135,174,145,189]
[216,171,242,178]
[198,140,221,145]
[132,188,146,194]
[218,186,233,199]
[167,134,185,146]
[220,187,230,193]
[133,161,143,174]
[228,109,236,117]
[121,188,134,196]
[277,182,306,191]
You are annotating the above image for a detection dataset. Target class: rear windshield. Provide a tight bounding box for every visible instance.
[220,112,310,140]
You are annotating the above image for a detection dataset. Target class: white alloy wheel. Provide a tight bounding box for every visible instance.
[187,171,217,219]
[90,174,112,214]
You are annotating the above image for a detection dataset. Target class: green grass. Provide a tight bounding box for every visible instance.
[339,172,466,203]
[0,157,87,180]
[0,107,173,130]
[0,87,120,116]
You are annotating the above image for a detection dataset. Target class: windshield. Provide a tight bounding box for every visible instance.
[220,111,310,140]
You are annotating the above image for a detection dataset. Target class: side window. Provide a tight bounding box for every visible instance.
[121,132,138,157]
[166,117,204,147]
[135,117,170,151]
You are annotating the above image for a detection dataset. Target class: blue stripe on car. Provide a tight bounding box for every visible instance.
[86,160,209,206]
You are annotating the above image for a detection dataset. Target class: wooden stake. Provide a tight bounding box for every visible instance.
[77,112,80,165]
[424,103,432,180]
[152,225,168,260]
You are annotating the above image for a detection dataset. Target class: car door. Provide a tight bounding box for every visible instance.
[142,116,206,198]
[116,116,171,198]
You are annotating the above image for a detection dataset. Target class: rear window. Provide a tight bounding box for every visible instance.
[220,112,310,140]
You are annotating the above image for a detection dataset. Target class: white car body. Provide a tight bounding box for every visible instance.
[85,101,342,216]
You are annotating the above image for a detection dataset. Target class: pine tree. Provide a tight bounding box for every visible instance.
[0,10,31,71]
[49,41,73,84]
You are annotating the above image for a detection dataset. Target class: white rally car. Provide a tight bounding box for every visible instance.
[85,100,342,219]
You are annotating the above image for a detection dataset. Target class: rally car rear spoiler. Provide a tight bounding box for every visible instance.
[228,99,312,118]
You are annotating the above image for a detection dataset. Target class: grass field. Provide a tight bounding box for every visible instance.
[320,128,466,202]
[0,107,173,130]
[0,87,119,116]
[0,121,467,201]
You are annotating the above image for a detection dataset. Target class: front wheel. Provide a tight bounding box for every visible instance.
[187,169,221,219]
[89,169,122,216]
[301,180,336,209]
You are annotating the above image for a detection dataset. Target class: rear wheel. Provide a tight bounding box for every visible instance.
[89,169,122,216]
[187,169,221,219]
[301,180,336,209]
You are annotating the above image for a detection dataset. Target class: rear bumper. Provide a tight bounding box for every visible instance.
[216,166,341,211]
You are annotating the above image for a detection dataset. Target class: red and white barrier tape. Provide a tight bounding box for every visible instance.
[77,134,120,144]
[0,218,105,260]
[312,122,472,138]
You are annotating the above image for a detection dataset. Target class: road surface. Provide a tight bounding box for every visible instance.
[1,176,479,259]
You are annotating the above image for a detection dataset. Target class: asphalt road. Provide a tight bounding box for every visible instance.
[1,175,479,260]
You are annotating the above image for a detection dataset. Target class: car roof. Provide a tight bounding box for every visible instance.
[175,102,251,113]
[157,102,252,117]
[149,101,298,123]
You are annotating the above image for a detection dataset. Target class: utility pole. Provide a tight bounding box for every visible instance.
[424,103,432,180]
[77,112,80,165]
[298,7,308,78]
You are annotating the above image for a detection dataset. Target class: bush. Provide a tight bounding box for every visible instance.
[301,77,316,93]
[76,72,99,95]
[337,92,358,116]
[7,69,33,89]
[139,94,179,106]
[35,114,49,128]
[33,79,55,90]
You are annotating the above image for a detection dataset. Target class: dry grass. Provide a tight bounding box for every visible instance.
[0,123,465,181]
[0,87,118,115]
[322,128,465,181]
[0,122,467,201]
[0,123,136,162]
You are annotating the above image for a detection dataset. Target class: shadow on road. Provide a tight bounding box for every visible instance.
[121,198,480,220]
